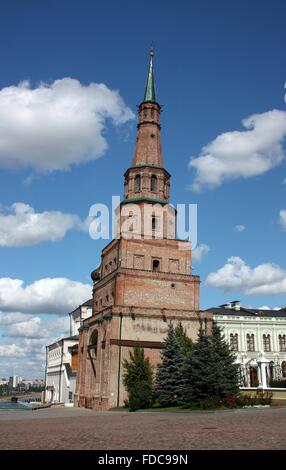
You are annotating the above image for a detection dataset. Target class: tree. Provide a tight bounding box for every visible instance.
[182,321,239,407]
[122,345,153,411]
[210,322,240,397]
[174,322,194,356]
[155,322,185,407]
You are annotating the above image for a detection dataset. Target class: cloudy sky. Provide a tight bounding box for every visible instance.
[0,0,286,378]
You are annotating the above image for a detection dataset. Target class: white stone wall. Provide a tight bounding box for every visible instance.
[214,313,286,385]
[45,338,78,403]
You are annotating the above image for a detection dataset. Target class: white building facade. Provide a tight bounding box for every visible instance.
[45,299,92,404]
[45,336,78,404]
[207,301,286,388]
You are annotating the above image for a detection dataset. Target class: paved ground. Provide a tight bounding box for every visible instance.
[1,406,286,450]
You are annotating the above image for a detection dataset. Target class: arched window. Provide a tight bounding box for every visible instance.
[152,259,160,272]
[282,361,286,378]
[151,175,157,192]
[246,333,255,352]
[134,175,141,192]
[230,333,238,351]
[279,334,286,352]
[263,334,271,352]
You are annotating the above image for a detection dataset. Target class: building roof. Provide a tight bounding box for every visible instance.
[69,298,93,315]
[206,306,286,318]
[47,335,79,349]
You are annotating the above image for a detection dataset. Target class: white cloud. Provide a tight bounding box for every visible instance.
[0,202,86,247]
[0,312,33,325]
[0,277,91,314]
[0,78,134,172]
[1,314,70,339]
[189,109,286,191]
[0,344,25,357]
[280,209,286,231]
[192,244,210,262]
[234,224,246,232]
[206,256,286,295]
[258,306,281,310]
[0,313,70,378]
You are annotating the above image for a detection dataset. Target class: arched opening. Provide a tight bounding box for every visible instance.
[134,174,141,192]
[151,175,157,192]
[282,361,286,378]
[249,366,258,387]
[89,330,98,359]
[88,330,98,380]
[152,259,160,272]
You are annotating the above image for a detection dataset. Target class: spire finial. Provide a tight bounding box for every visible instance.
[143,47,156,103]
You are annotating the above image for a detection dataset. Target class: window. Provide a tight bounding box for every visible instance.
[230,333,238,351]
[152,259,160,272]
[246,333,255,352]
[152,216,160,231]
[282,361,286,378]
[263,334,271,352]
[279,334,286,352]
[151,175,157,192]
[134,175,141,192]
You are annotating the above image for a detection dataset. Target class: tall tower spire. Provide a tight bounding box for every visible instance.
[131,48,163,168]
[143,47,156,102]
[123,48,170,204]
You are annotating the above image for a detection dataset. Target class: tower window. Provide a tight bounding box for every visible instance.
[152,259,160,272]
[151,175,157,192]
[134,175,141,192]
[152,215,160,231]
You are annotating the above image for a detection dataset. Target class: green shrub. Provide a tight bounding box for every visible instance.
[223,392,273,408]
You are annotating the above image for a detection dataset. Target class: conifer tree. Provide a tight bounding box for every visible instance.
[210,322,240,397]
[122,345,153,411]
[174,322,194,356]
[155,322,185,407]
[182,321,240,407]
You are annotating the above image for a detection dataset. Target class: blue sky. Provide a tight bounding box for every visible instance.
[0,0,286,378]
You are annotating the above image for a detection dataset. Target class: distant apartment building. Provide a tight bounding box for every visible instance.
[8,375,20,389]
[45,299,92,404]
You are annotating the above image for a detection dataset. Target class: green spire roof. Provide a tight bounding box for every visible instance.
[143,48,156,102]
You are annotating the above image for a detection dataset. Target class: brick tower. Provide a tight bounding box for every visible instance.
[75,50,211,410]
